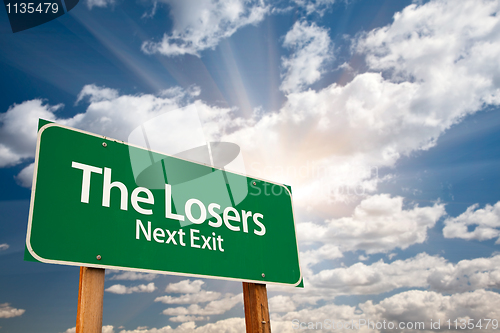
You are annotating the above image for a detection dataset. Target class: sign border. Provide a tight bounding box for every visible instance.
[26,122,303,287]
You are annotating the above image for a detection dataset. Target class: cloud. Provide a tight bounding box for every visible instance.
[0,244,9,251]
[223,0,500,209]
[300,253,500,299]
[155,291,222,304]
[15,162,34,188]
[0,99,61,167]
[292,0,337,16]
[0,303,25,318]
[118,318,245,333]
[269,295,296,313]
[64,325,114,333]
[75,84,119,104]
[105,283,156,294]
[0,84,233,187]
[307,252,445,296]
[108,272,158,281]
[162,293,243,317]
[280,21,333,93]
[165,280,205,294]
[169,315,208,323]
[427,255,500,293]
[85,0,114,10]
[361,289,500,333]
[297,194,445,254]
[443,201,500,242]
[272,289,500,333]
[141,0,268,57]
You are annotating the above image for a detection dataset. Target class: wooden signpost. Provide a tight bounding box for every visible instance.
[26,121,300,332]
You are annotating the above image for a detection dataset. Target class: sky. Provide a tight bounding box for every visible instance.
[2,0,500,332]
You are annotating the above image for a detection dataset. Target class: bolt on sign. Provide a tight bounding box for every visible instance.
[25,121,302,286]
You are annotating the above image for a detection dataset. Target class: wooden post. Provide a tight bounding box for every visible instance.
[76,267,105,333]
[243,282,271,333]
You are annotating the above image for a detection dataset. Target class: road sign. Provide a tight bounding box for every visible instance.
[26,121,302,286]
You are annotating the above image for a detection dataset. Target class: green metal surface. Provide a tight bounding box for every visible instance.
[26,122,302,286]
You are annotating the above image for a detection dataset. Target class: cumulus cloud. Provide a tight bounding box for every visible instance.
[0,244,9,251]
[223,0,500,209]
[118,318,245,333]
[0,99,60,167]
[443,201,500,242]
[165,280,205,294]
[0,303,25,318]
[85,0,114,10]
[155,291,221,304]
[280,21,333,93]
[273,289,500,333]
[307,253,445,296]
[15,162,34,188]
[269,295,296,313]
[63,325,114,333]
[141,0,268,57]
[162,293,243,317]
[108,272,158,281]
[0,84,233,187]
[105,283,156,294]
[292,0,337,16]
[300,253,500,299]
[298,194,445,254]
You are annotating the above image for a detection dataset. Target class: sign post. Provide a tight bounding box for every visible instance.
[243,282,271,333]
[26,121,302,332]
[76,267,105,333]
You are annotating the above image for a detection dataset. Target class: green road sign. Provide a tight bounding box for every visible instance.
[26,121,302,286]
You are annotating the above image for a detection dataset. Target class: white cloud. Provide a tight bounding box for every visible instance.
[165,280,205,294]
[0,99,60,167]
[280,21,333,93]
[300,253,500,299]
[443,201,500,242]
[75,84,119,104]
[155,291,221,304]
[0,84,232,187]
[297,194,445,254]
[361,289,500,333]
[269,295,296,313]
[272,289,500,333]
[85,0,114,10]
[0,244,9,251]
[427,255,500,293]
[307,252,445,296]
[118,318,245,333]
[141,0,268,57]
[292,0,337,15]
[64,325,114,333]
[15,162,34,188]
[169,315,208,323]
[0,303,25,318]
[223,0,500,210]
[162,293,242,317]
[109,272,158,281]
[105,283,156,294]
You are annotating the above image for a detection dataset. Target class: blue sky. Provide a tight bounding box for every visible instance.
[2,0,500,332]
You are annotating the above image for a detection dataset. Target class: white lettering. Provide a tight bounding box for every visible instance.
[165,184,184,221]
[102,167,128,210]
[136,219,151,241]
[190,229,200,248]
[71,161,102,203]
[253,213,265,236]
[131,187,154,215]
[223,207,240,231]
[185,198,206,224]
